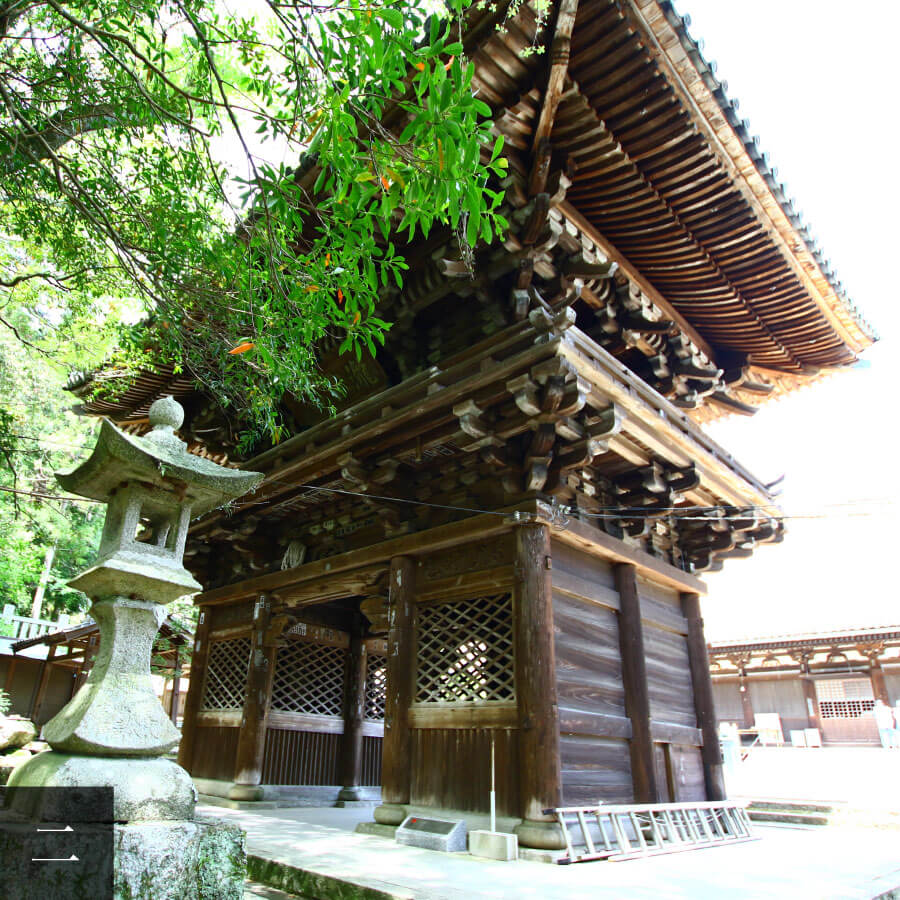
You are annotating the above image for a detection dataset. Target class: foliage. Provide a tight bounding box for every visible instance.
[0,281,107,618]
[0,687,10,716]
[0,0,511,448]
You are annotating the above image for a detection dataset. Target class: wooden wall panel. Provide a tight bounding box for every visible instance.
[551,542,634,807]
[361,736,383,787]
[261,728,341,785]
[554,592,626,722]
[192,725,239,780]
[668,744,705,802]
[654,743,672,803]
[559,735,633,806]
[409,728,519,816]
[712,680,744,723]
[644,625,696,728]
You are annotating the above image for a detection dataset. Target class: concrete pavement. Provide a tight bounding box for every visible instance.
[200,804,900,900]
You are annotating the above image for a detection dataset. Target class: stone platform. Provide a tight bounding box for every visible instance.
[198,804,900,900]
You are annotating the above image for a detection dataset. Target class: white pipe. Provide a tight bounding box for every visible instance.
[490,733,496,833]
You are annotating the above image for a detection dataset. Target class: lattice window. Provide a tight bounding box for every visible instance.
[415,593,515,704]
[271,639,347,717]
[815,678,875,719]
[819,699,876,719]
[364,653,387,721]
[201,637,251,711]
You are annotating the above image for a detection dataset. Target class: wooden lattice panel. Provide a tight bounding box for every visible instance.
[201,636,251,711]
[271,638,347,717]
[364,653,387,721]
[415,594,515,704]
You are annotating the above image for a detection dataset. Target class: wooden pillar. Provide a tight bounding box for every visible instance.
[177,606,214,772]
[169,643,182,725]
[681,593,726,802]
[31,643,57,725]
[869,660,890,705]
[513,523,564,850]
[4,655,17,694]
[339,618,368,802]
[800,677,822,731]
[615,562,659,803]
[739,672,754,728]
[231,594,275,800]
[374,556,416,826]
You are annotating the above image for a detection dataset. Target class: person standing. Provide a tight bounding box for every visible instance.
[874,699,894,748]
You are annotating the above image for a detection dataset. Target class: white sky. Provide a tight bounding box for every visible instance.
[671,0,900,639]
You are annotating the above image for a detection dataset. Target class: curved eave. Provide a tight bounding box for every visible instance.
[629,0,876,354]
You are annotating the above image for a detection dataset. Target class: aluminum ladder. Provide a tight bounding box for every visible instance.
[548,800,756,863]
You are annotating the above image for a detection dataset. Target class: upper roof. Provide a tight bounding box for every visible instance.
[477,0,874,371]
[67,0,875,438]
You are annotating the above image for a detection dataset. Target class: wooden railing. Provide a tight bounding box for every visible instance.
[1,605,69,641]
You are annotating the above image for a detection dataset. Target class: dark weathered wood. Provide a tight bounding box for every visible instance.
[339,620,367,799]
[681,592,726,801]
[169,643,181,725]
[869,662,890,705]
[178,606,214,772]
[559,734,632,806]
[739,673,755,728]
[800,677,822,731]
[197,513,512,606]
[408,704,518,730]
[3,655,17,693]
[30,643,56,724]
[380,556,416,808]
[410,727,520,816]
[233,595,275,788]
[614,562,659,803]
[514,523,562,821]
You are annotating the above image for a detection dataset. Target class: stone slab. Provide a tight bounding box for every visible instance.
[396,815,467,853]
[468,829,518,861]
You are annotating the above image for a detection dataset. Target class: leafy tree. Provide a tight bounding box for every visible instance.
[0,275,108,618]
[0,0,511,447]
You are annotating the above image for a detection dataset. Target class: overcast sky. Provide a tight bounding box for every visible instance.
[672,0,900,639]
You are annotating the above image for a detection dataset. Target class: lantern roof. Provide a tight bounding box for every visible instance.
[56,396,263,517]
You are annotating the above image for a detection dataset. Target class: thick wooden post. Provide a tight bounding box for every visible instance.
[231,594,275,800]
[800,677,822,731]
[169,643,182,725]
[31,643,57,724]
[338,618,368,803]
[739,672,755,728]
[513,523,564,850]
[681,593,726,801]
[615,562,659,803]
[177,606,214,772]
[374,556,416,826]
[869,660,890,704]
[4,655,17,694]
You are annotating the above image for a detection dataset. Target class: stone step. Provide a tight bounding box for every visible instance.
[746,799,839,815]
[747,810,832,827]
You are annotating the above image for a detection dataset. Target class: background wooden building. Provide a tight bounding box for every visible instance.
[710,626,900,746]
[65,1,874,847]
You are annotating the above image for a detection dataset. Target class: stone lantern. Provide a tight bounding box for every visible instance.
[9,397,263,898]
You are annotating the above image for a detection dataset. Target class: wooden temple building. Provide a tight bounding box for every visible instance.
[66,1,874,848]
[710,626,900,746]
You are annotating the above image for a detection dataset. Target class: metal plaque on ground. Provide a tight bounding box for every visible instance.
[396,815,467,852]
